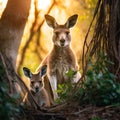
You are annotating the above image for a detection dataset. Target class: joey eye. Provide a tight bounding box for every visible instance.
[39,81,42,84]
[31,81,34,85]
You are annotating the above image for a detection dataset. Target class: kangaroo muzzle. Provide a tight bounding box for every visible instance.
[60,39,65,46]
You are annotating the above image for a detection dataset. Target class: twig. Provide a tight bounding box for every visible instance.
[48,102,68,112]
[17,0,55,73]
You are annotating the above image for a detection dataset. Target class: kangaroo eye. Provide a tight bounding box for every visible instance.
[66,31,69,35]
[55,32,59,36]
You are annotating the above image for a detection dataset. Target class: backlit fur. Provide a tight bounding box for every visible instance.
[37,14,81,100]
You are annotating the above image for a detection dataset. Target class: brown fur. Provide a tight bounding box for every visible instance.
[37,14,80,100]
[23,66,51,107]
[37,45,78,83]
[42,75,54,105]
[47,45,78,83]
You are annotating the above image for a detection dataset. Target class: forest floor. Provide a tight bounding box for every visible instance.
[25,103,120,120]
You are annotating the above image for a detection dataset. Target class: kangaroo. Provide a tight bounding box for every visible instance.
[23,65,50,107]
[37,14,81,100]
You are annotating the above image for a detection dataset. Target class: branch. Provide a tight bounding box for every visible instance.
[17,0,55,74]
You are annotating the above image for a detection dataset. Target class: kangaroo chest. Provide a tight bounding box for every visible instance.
[56,62,70,84]
[48,47,75,83]
[31,89,46,106]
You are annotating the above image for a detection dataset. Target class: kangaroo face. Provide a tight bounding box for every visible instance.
[23,65,47,93]
[29,74,43,93]
[45,14,78,47]
[53,27,71,47]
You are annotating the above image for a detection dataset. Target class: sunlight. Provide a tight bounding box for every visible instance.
[37,0,51,10]
[0,0,8,17]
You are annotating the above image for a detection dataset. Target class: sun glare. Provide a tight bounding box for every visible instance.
[37,0,51,10]
[0,0,8,16]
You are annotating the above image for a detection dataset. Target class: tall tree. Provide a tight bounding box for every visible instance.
[82,0,120,81]
[0,0,39,108]
[0,0,31,69]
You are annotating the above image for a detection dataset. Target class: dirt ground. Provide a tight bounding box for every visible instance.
[25,103,120,120]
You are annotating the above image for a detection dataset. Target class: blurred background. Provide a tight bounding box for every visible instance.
[0,0,97,83]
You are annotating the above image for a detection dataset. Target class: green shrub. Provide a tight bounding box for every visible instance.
[56,68,77,103]
[76,53,120,106]
[91,117,102,120]
[0,61,20,120]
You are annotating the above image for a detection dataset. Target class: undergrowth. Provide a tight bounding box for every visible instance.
[0,60,22,120]
[56,68,77,103]
[77,53,120,106]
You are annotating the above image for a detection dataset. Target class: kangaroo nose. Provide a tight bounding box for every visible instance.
[35,87,39,92]
[60,39,65,43]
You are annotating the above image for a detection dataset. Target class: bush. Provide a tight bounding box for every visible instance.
[0,61,20,120]
[56,68,77,103]
[76,53,120,106]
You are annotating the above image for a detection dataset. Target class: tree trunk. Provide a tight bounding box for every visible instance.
[0,0,31,69]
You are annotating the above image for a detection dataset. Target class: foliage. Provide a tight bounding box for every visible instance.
[56,69,77,103]
[82,0,120,80]
[91,117,102,120]
[76,53,120,106]
[0,61,21,120]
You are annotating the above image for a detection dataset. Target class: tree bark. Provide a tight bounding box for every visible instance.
[0,0,31,69]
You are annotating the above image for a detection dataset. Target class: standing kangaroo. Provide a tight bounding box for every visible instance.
[37,14,81,100]
[23,65,50,107]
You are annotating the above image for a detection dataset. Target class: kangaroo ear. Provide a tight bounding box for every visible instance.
[65,14,78,28]
[45,14,58,28]
[40,65,47,77]
[23,67,32,78]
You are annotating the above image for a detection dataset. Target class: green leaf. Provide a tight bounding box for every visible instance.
[91,117,102,120]
[66,68,77,77]
[56,89,62,94]
[116,87,120,94]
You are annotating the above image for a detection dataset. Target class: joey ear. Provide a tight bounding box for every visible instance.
[45,14,58,28]
[40,65,47,77]
[65,14,78,28]
[23,67,32,78]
